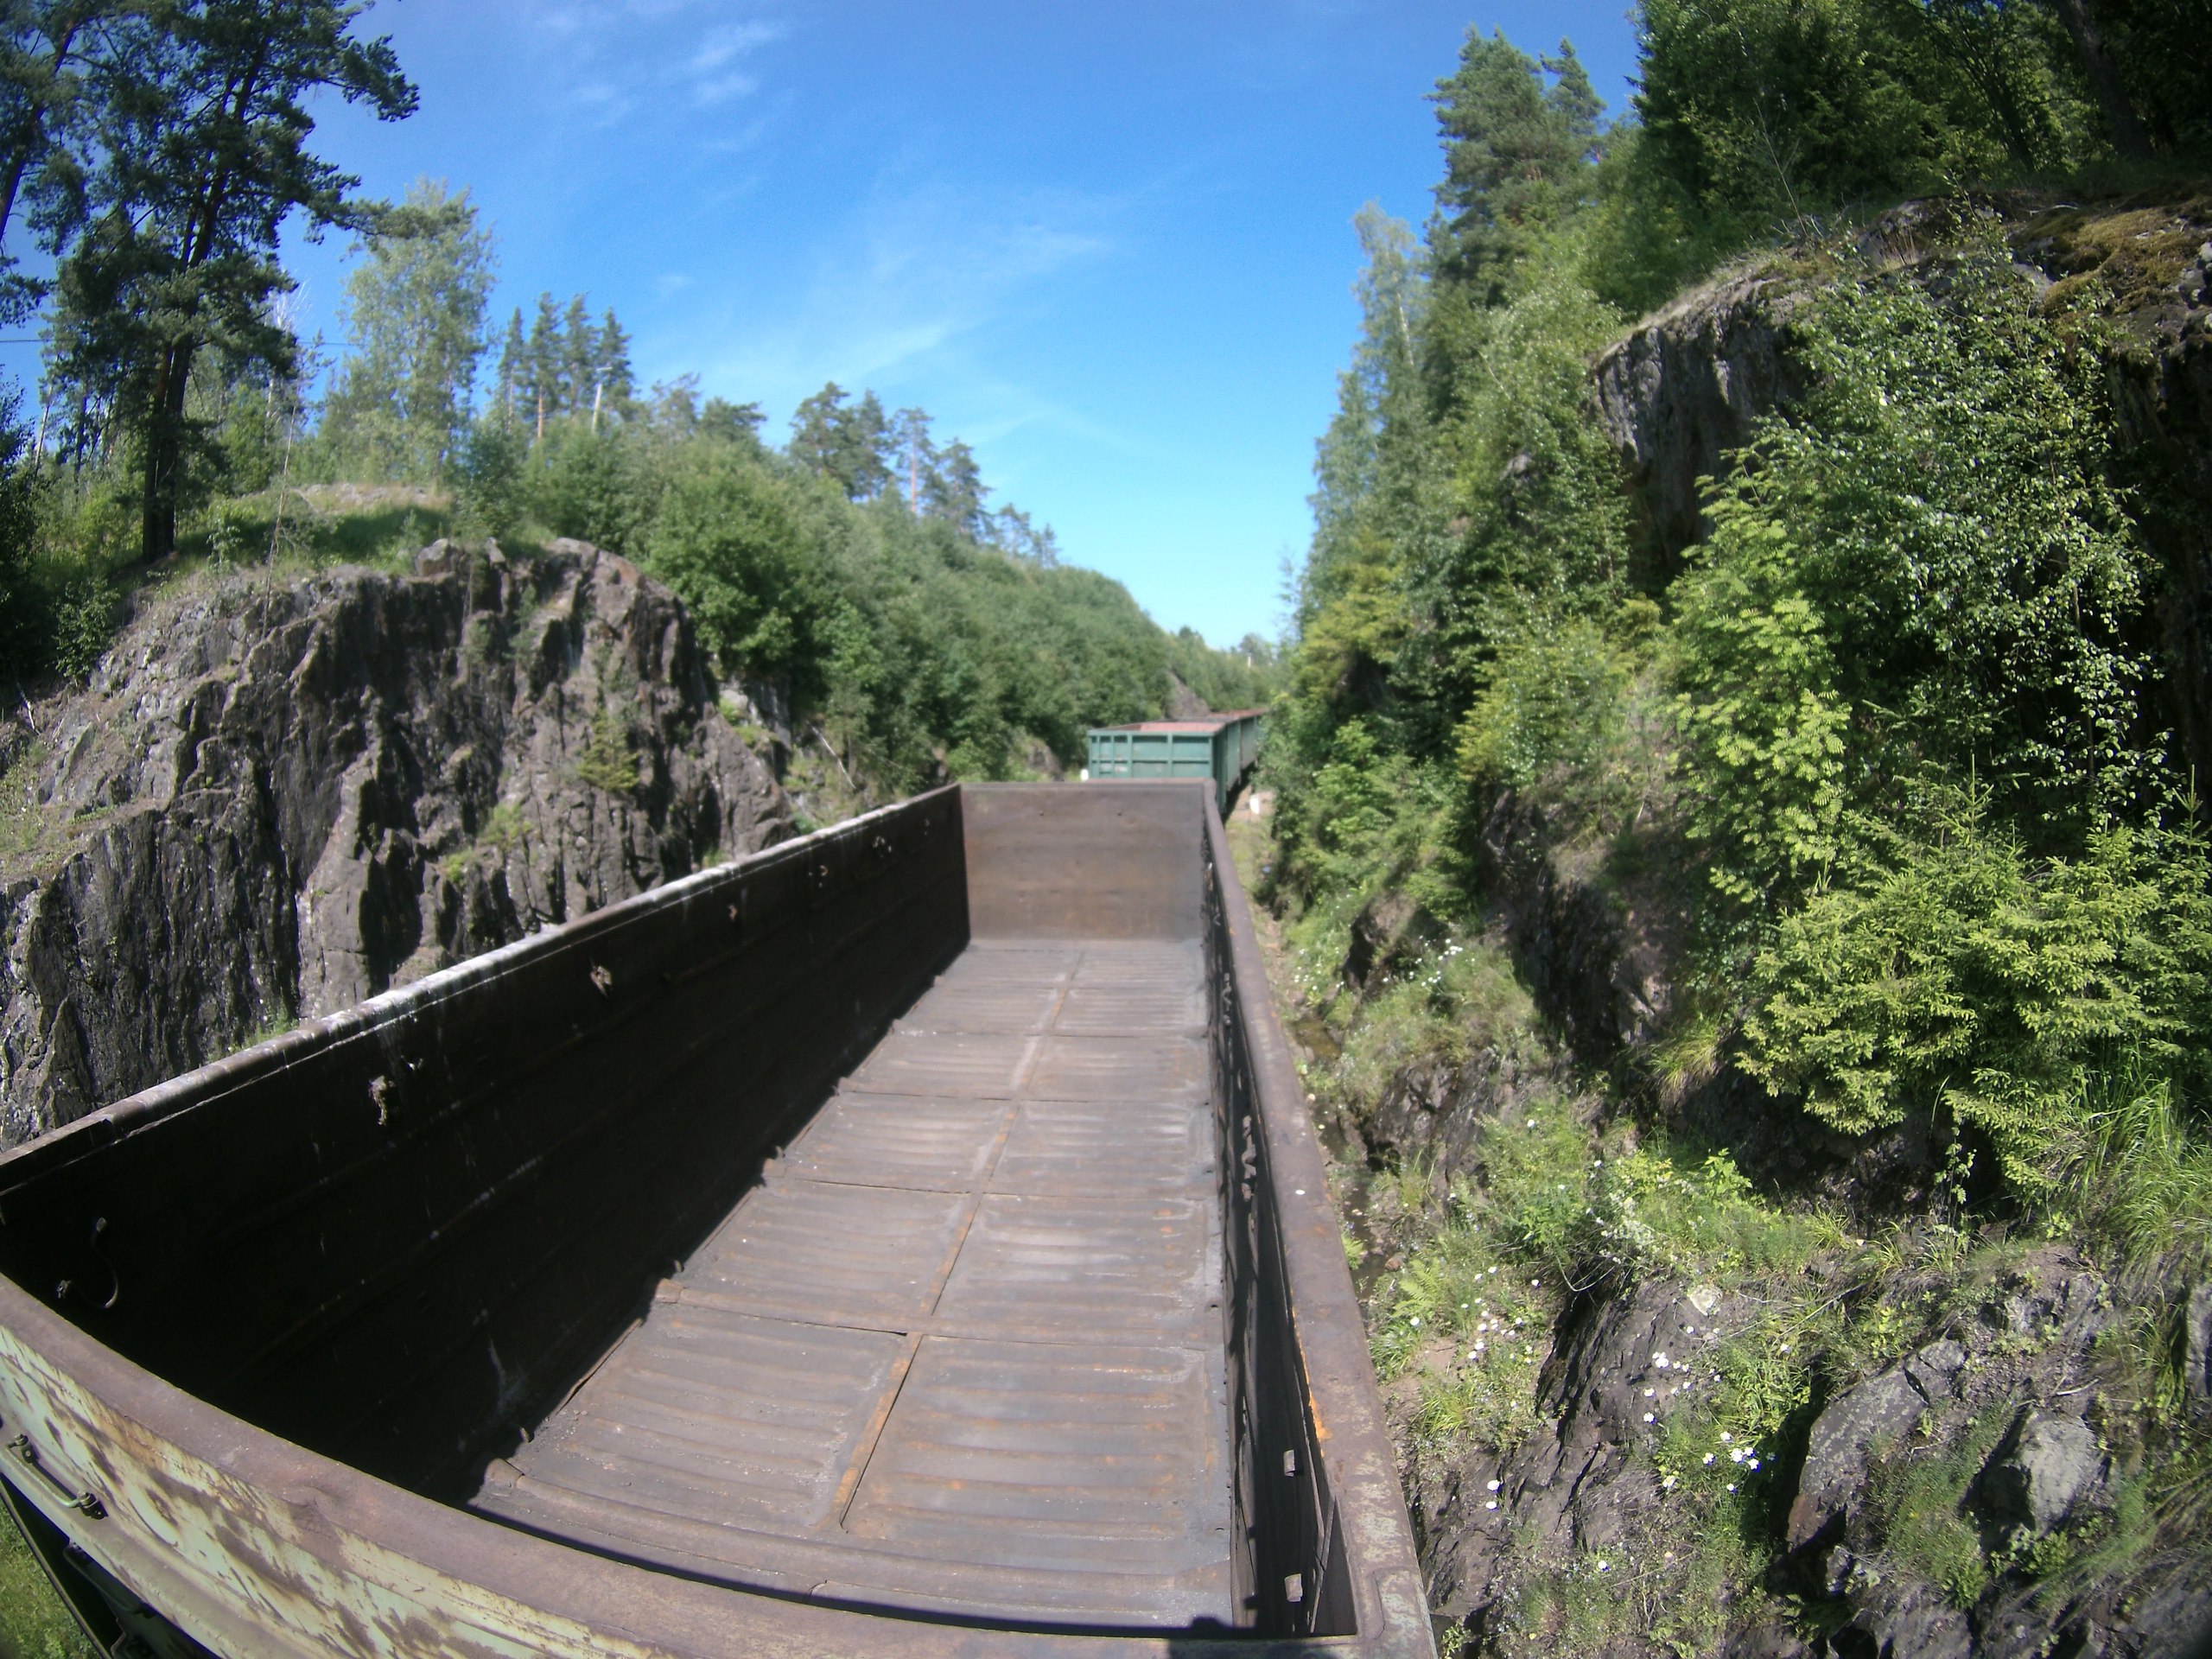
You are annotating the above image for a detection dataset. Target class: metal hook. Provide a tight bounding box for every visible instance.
[56,1218,121,1313]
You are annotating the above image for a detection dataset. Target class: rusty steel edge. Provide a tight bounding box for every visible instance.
[1203,801,1436,1659]
[0,782,1429,1657]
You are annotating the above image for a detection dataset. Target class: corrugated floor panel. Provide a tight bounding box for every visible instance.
[473,938,1236,1630]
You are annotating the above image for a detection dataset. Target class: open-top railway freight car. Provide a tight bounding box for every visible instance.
[1084,711,1267,814]
[0,782,1430,1658]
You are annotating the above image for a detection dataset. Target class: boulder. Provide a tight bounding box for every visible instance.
[1787,1370,1927,1552]
[1839,1572,1974,1659]
[2185,1283,2212,1413]
[1976,1410,2106,1541]
[1904,1339,1967,1401]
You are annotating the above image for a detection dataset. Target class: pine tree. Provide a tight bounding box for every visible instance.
[526,291,559,438]
[497,307,525,419]
[560,293,594,417]
[925,438,986,537]
[890,406,933,511]
[595,306,633,414]
[1429,32,1602,301]
[0,1,130,324]
[43,0,417,558]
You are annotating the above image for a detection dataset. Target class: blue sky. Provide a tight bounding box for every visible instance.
[30,1,1647,646]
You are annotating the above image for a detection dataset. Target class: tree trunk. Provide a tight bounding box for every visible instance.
[2052,0,2151,159]
[139,339,195,562]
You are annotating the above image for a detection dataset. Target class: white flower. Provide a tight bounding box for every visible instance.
[1596,1561,1609,1573]
[1526,1118,1537,1128]
[1642,1413,1655,1423]
[1719,1431,1732,1443]
[1486,1478,1501,1491]
[1748,1459,1761,1471]
[1702,1453,1715,1465]
[1408,1317,1421,1327]
[1654,1353,1670,1369]
[1643,1388,1656,1397]
[1484,1499,1497,1510]
[1726,1483,1737,1493]
[1728,1448,1745,1463]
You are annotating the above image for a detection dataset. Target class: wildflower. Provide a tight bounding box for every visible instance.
[1726,1483,1737,1493]
[1643,1413,1655,1423]
[1748,1459,1760,1471]
[1702,1454,1714,1465]
[1484,1499,1497,1510]
[1486,1479,1501,1491]
[1408,1317,1420,1327]
[1596,1561,1609,1573]
[1653,1353,1669,1369]
[1719,1431,1732,1443]
[1526,1118,1537,1128]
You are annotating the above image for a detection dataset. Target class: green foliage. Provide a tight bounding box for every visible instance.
[1457,615,1631,796]
[319,180,496,484]
[50,575,114,680]
[2067,1073,2212,1276]
[1743,799,2212,1190]
[575,709,639,795]
[646,445,819,688]
[0,389,48,679]
[1164,625,1277,713]
[1668,253,2154,911]
[1429,30,1604,302]
[39,2,418,558]
[454,412,527,541]
[1864,1407,2012,1605]
[527,420,648,553]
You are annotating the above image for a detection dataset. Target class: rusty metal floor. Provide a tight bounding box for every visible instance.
[470,939,1235,1629]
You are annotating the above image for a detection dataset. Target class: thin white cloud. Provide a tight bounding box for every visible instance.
[500,1,784,124]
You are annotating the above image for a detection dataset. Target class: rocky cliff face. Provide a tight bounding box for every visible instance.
[1591,270,1806,583]
[1316,197,2212,1659]
[0,538,791,1147]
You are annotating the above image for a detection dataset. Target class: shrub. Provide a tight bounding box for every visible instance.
[1741,798,2212,1192]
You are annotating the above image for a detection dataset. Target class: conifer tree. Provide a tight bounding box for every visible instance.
[595,306,633,413]
[560,292,594,416]
[526,291,559,437]
[497,307,525,419]
[43,0,417,558]
[1429,32,1602,301]
[925,438,986,537]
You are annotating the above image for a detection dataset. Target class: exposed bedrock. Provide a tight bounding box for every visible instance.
[0,539,791,1147]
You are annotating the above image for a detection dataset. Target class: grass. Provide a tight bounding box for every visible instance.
[1863,1405,2012,1607]
[0,1504,99,1659]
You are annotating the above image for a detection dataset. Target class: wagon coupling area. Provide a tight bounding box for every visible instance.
[0,782,1433,1658]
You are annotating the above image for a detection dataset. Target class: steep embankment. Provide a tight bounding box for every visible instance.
[0,539,789,1147]
[1275,196,2212,1659]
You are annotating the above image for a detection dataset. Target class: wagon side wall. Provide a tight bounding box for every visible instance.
[0,789,969,1499]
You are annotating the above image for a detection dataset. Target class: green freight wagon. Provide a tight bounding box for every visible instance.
[1085,709,1267,812]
